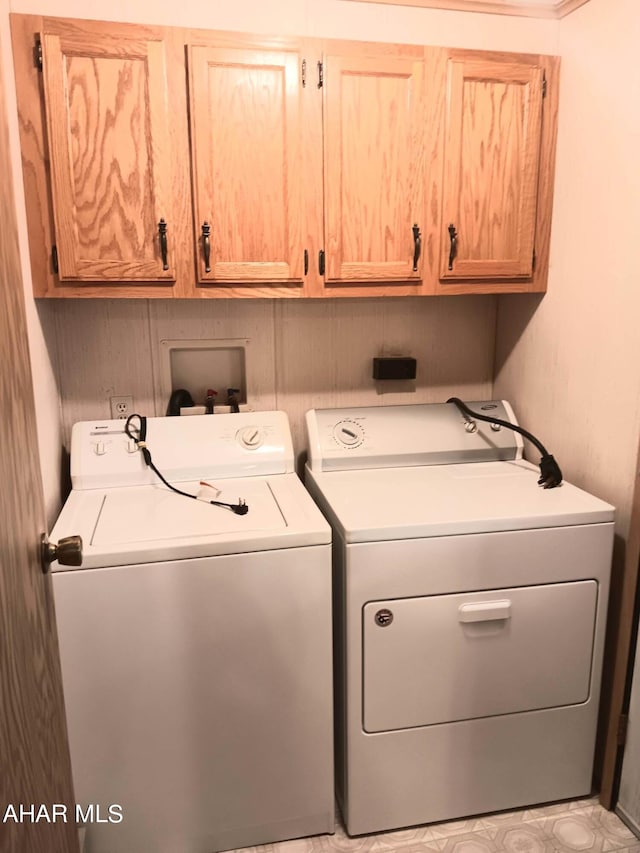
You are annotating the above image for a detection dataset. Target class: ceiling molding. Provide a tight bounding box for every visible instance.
[341,0,591,18]
[554,0,591,16]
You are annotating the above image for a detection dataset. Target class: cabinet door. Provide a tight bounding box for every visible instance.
[41,33,177,282]
[188,46,304,286]
[323,54,425,285]
[441,58,544,280]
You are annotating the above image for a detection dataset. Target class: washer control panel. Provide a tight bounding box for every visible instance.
[71,411,294,489]
[305,401,522,472]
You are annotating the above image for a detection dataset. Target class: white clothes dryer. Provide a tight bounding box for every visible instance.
[304,401,614,837]
[50,411,333,853]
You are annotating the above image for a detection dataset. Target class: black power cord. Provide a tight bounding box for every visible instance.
[124,414,249,514]
[446,398,563,489]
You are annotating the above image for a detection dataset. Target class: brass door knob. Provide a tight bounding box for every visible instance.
[41,534,83,573]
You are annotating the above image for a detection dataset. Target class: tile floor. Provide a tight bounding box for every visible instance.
[228,797,639,853]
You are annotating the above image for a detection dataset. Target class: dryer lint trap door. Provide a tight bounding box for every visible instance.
[363,581,598,733]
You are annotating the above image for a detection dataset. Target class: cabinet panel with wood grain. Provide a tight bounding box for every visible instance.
[11,15,193,297]
[188,44,306,292]
[322,50,425,289]
[428,50,559,294]
[42,32,179,283]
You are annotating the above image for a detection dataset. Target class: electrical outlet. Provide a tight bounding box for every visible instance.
[110,396,133,420]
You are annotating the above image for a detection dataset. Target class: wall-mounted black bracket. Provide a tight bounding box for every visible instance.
[373,357,417,381]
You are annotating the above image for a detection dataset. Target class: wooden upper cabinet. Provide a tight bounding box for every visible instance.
[188,45,304,287]
[322,52,425,286]
[440,57,544,281]
[41,32,178,283]
[12,15,559,298]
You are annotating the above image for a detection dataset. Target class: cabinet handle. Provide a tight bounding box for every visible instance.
[318,249,325,276]
[412,223,422,272]
[304,249,309,276]
[447,223,458,271]
[158,219,169,271]
[201,222,211,273]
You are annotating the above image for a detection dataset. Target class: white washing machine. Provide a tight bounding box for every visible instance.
[304,401,615,837]
[50,411,334,853]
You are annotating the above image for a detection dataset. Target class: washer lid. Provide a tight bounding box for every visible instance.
[51,473,331,569]
[92,479,285,547]
[306,460,614,542]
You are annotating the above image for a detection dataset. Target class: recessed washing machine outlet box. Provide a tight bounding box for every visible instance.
[160,339,249,414]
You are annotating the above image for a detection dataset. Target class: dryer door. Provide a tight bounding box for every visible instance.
[363,580,597,733]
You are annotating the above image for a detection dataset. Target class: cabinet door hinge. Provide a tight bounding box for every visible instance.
[317,61,324,89]
[34,37,43,71]
[542,73,547,98]
[618,713,629,746]
[51,244,59,275]
[302,59,306,88]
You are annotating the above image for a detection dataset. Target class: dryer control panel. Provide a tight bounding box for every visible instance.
[305,401,523,472]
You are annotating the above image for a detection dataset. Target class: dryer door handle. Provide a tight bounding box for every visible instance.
[458,600,511,623]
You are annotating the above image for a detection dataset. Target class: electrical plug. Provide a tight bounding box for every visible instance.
[538,454,563,489]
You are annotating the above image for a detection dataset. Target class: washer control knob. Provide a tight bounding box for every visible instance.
[95,441,106,455]
[238,426,264,450]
